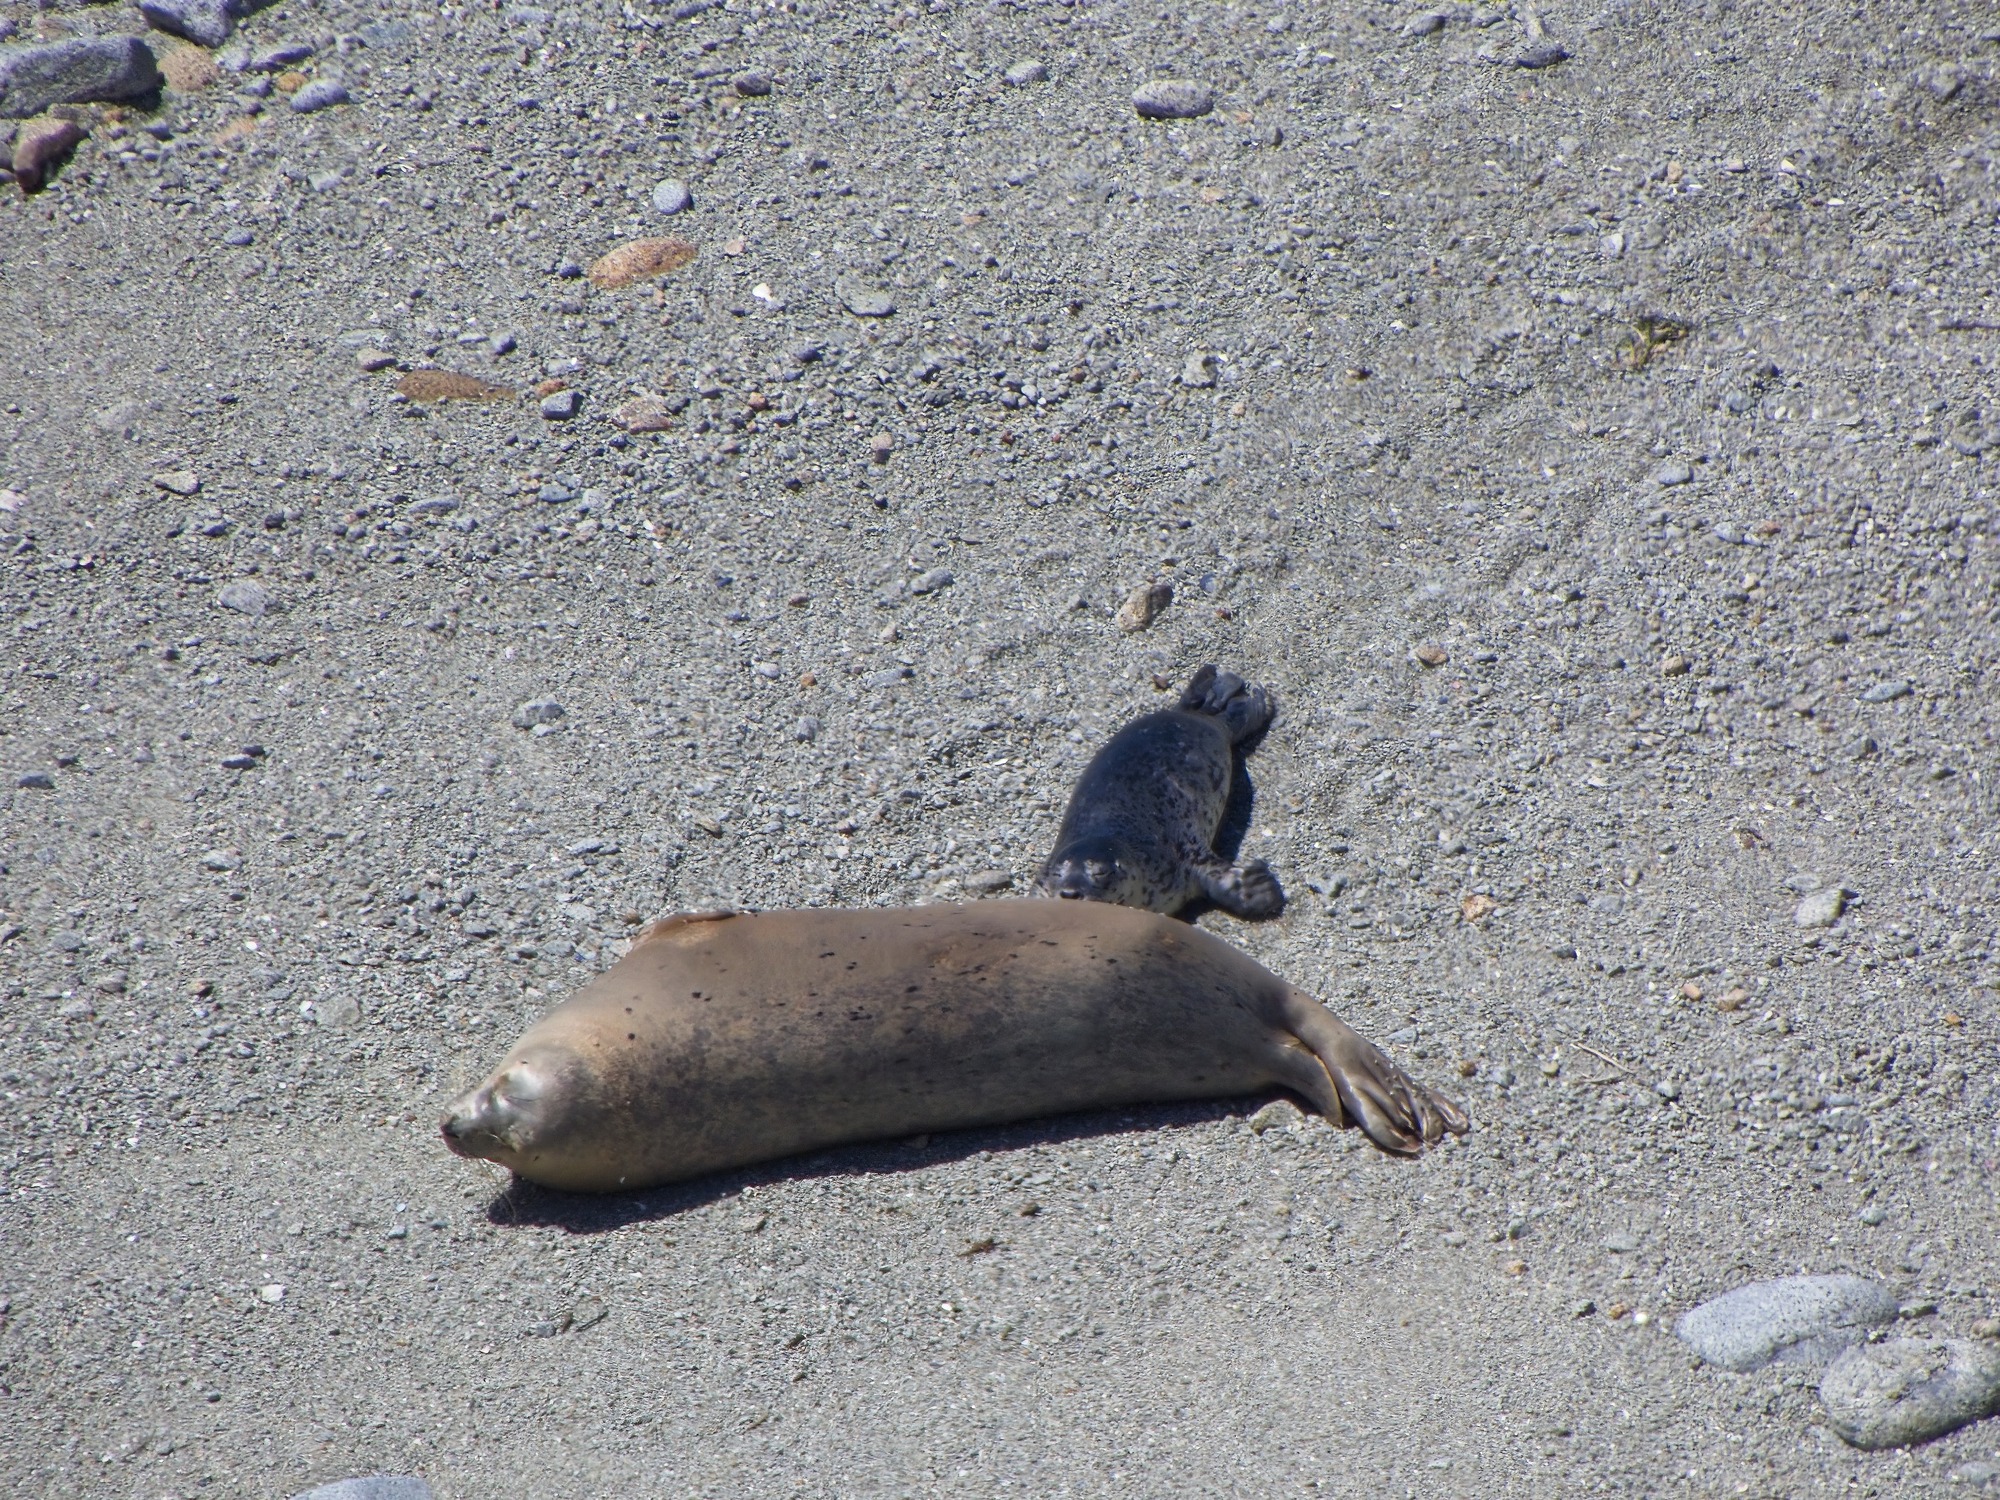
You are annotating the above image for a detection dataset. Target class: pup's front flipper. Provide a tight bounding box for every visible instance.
[1195,854,1286,919]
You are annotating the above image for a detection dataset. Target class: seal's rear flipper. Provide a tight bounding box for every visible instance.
[1268,988,1469,1156]
[1176,664,1274,744]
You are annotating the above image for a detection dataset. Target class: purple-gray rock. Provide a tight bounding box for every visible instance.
[0,37,162,118]
[651,178,692,216]
[289,1479,434,1500]
[1515,41,1570,69]
[251,43,315,71]
[1820,1338,2000,1450]
[136,0,235,49]
[730,70,772,97]
[1132,79,1213,120]
[216,579,271,617]
[289,79,347,113]
[1676,1274,1901,1372]
[510,699,565,730]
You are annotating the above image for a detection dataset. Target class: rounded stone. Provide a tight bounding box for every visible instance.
[1132,79,1213,120]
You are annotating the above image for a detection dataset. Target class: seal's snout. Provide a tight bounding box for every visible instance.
[441,1067,540,1164]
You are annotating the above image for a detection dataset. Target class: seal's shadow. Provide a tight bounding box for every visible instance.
[1178,715,1271,924]
[481,1095,1288,1233]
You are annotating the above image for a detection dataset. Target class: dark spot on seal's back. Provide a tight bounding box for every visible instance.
[627,1032,637,1041]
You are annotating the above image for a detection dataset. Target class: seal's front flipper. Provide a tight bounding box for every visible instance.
[1195,855,1286,919]
[1269,988,1469,1156]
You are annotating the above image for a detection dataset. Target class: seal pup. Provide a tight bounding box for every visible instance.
[1037,665,1283,918]
[441,900,1467,1192]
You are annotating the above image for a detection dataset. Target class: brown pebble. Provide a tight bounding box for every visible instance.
[747,392,770,412]
[1115,582,1172,634]
[588,236,697,290]
[869,432,895,462]
[798,672,816,688]
[533,378,568,398]
[12,116,87,194]
[1679,980,1704,1002]
[1660,654,1691,677]
[1503,1259,1527,1277]
[275,70,306,94]
[613,395,675,433]
[396,370,513,403]
[1460,893,1498,924]
[1413,642,1448,668]
[1717,986,1748,1012]
[158,44,219,92]
[212,116,258,146]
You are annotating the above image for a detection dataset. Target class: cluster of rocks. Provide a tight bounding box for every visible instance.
[1678,1274,2000,1450]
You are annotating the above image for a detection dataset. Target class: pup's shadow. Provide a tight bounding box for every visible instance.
[481,1095,1286,1233]
[1178,717,1275,923]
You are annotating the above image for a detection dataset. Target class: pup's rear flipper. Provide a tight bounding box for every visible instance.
[1176,664,1274,744]
[1267,989,1469,1156]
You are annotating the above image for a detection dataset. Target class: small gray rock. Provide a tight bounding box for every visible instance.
[1180,352,1218,388]
[217,579,271,617]
[1003,59,1048,86]
[357,19,416,48]
[909,568,953,595]
[1654,461,1693,486]
[539,389,580,420]
[835,275,895,318]
[793,716,819,743]
[1821,1338,2000,1450]
[730,70,772,97]
[1132,79,1213,120]
[289,79,348,113]
[511,699,566,730]
[201,849,243,872]
[1794,887,1848,928]
[0,37,163,118]
[1860,680,1912,703]
[651,178,692,216]
[289,1477,434,1500]
[51,929,87,952]
[863,667,913,690]
[964,870,1013,895]
[137,0,234,48]
[17,770,54,790]
[250,43,314,71]
[1402,11,1448,36]
[1515,40,1570,68]
[1676,1274,1900,1372]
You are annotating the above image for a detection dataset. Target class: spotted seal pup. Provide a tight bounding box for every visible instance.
[440,900,1467,1192]
[1036,664,1283,918]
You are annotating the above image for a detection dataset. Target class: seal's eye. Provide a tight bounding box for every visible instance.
[1087,860,1118,887]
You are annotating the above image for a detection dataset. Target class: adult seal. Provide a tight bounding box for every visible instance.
[1037,664,1283,918]
[441,900,1467,1192]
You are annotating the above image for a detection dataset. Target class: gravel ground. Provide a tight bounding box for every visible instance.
[4,0,2000,1494]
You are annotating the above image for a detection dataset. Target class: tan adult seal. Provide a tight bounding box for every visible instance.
[441,900,1467,1192]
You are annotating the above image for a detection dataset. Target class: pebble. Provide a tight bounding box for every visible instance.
[730,70,773,97]
[1180,351,1218,388]
[793,716,819,742]
[17,770,55,791]
[1676,1274,1900,1372]
[651,178,692,216]
[1794,886,1848,928]
[1954,1462,2000,1492]
[1515,40,1570,69]
[910,568,953,595]
[353,350,396,375]
[539,389,580,421]
[289,1477,434,1500]
[1115,581,1173,633]
[836,275,896,318]
[1132,79,1214,120]
[1654,461,1693,486]
[1247,1099,1302,1134]
[251,43,315,71]
[216,579,271,617]
[1860,680,1912,703]
[1660,654,1691,677]
[1820,1338,2000,1450]
[1003,59,1048,86]
[9,114,84,192]
[863,667,913,690]
[397,370,512,403]
[357,20,416,48]
[0,37,163,117]
[613,395,675,432]
[1413,642,1449,668]
[588,236,696,290]
[964,869,1013,895]
[289,79,348,113]
[137,0,234,48]
[153,469,201,495]
[1402,11,1448,36]
[51,929,86,952]
[201,849,242,871]
[511,699,566,730]
[869,432,896,462]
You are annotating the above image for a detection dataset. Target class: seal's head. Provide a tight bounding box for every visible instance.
[1037,835,1148,907]
[441,1057,557,1171]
